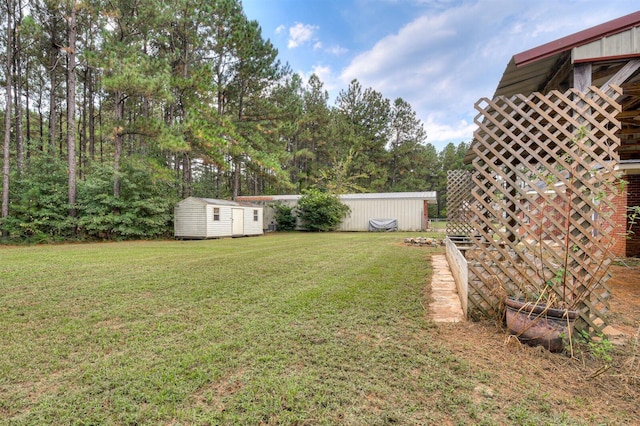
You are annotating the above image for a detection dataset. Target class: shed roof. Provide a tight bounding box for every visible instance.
[237,192,437,203]
[339,192,436,201]
[180,197,259,208]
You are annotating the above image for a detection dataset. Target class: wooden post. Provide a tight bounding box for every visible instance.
[573,63,592,92]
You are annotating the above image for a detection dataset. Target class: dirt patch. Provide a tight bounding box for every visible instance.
[607,263,640,335]
[432,261,640,423]
[190,369,245,413]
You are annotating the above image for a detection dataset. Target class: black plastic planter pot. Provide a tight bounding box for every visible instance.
[505,297,579,352]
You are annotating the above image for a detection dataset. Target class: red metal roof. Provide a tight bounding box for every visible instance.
[514,11,640,67]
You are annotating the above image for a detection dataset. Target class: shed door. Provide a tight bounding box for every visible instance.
[232,208,244,235]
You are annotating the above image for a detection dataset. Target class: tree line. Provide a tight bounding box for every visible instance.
[1,0,469,242]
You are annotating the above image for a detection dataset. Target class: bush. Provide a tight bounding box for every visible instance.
[77,158,178,240]
[272,203,297,231]
[296,189,350,232]
[3,154,75,242]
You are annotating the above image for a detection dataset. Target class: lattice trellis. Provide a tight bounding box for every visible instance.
[446,170,475,236]
[465,85,623,334]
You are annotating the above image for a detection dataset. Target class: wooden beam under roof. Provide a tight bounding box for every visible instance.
[593,63,626,81]
[619,127,640,135]
[601,59,640,95]
[538,52,572,94]
[618,110,640,119]
[621,81,640,96]
[618,113,640,122]
[618,147,639,157]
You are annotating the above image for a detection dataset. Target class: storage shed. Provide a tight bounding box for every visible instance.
[174,197,263,239]
[237,192,437,232]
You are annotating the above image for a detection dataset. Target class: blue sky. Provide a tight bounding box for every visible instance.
[242,0,640,151]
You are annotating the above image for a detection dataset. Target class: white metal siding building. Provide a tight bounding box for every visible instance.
[174,197,263,239]
[237,192,437,232]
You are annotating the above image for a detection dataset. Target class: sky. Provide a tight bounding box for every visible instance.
[242,0,640,151]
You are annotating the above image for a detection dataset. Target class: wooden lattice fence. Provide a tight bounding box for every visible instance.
[462,85,623,333]
[446,170,474,236]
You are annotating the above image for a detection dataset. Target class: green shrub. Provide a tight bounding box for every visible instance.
[296,189,350,232]
[272,203,297,231]
[77,158,178,240]
[3,154,75,242]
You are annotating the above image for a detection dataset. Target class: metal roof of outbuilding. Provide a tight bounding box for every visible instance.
[339,192,437,201]
[237,192,438,203]
[183,197,259,208]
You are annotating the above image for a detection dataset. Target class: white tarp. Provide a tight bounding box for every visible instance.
[368,219,398,232]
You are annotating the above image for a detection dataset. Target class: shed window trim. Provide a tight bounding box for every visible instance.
[253,209,259,222]
[213,207,220,221]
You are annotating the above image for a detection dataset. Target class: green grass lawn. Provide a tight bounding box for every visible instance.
[1,232,633,425]
[429,220,447,230]
[1,233,449,424]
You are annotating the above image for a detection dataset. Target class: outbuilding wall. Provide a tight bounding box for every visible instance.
[262,199,298,231]
[243,207,264,235]
[174,199,207,238]
[205,204,233,238]
[237,193,435,232]
[339,198,426,231]
[174,197,263,239]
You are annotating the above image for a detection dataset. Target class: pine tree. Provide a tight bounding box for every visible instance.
[66,0,78,224]
[2,0,14,238]
[387,97,428,190]
[335,79,390,191]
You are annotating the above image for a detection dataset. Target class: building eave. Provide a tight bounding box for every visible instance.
[514,11,640,67]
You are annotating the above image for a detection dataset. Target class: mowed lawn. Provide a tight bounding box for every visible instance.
[1,232,458,425]
[6,232,627,425]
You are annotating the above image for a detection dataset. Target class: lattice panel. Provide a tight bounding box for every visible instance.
[446,170,475,236]
[467,85,623,333]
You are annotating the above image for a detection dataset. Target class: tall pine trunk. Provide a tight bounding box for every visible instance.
[37,76,44,150]
[25,61,31,159]
[86,28,96,161]
[232,90,245,200]
[80,67,87,177]
[13,0,23,173]
[233,161,240,200]
[67,1,77,223]
[3,0,14,238]
[88,74,95,161]
[49,51,57,153]
[113,92,123,198]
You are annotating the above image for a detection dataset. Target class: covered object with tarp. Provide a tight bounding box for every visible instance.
[368,219,398,232]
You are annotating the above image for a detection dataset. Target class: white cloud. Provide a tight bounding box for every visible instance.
[297,64,340,95]
[288,22,319,49]
[338,0,613,149]
[423,115,477,145]
[326,45,348,56]
[340,3,500,85]
[313,41,323,50]
[337,1,507,147]
[275,24,286,35]
[311,65,332,84]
